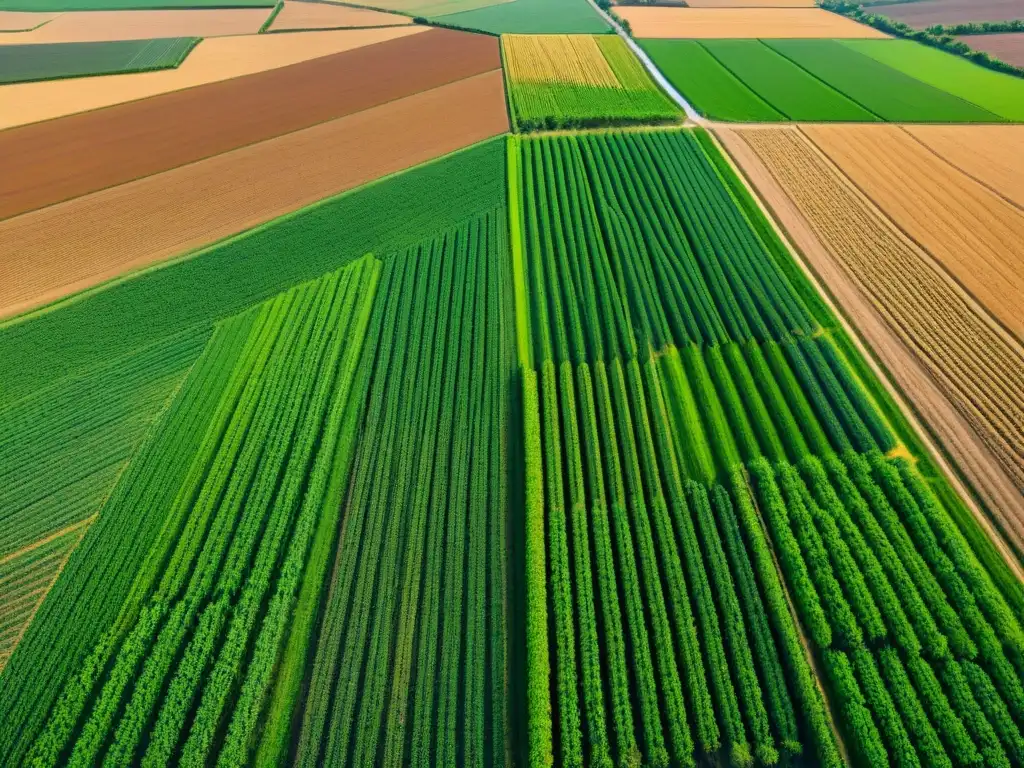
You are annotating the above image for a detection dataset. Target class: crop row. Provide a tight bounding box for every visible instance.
[296,211,515,768]
[502,35,679,131]
[9,256,380,768]
[750,450,1024,767]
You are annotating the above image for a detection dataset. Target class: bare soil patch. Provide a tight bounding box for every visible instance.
[870,0,1024,28]
[0,27,498,221]
[802,123,1024,343]
[902,124,1024,209]
[0,10,57,31]
[7,8,271,43]
[269,0,412,30]
[715,122,1024,557]
[0,27,426,130]
[957,32,1024,67]
[617,7,888,37]
[0,69,508,321]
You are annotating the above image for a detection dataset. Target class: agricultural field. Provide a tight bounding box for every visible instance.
[0,37,199,85]
[957,32,1024,67]
[3,5,1024,768]
[869,0,1024,27]
[502,34,679,129]
[617,7,889,38]
[0,9,58,29]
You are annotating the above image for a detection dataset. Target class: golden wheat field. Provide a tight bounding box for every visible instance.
[737,126,1024,510]
[802,124,1024,342]
[501,34,619,86]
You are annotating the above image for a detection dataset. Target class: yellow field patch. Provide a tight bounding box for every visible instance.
[618,7,888,38]
[502,34,620,87]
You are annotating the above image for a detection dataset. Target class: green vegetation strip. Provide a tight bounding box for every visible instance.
[639,39,784,122]
[0,37,199,85]
[843,38,1024,120]
[435,0,608,34]
[766,38,1001,122]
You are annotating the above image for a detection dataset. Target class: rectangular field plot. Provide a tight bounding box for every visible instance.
[765,39,1000,122]
[620,7,888,37]
[844,38,1024,121]
[640,39,784,121]
[0,37,199,85]
[702,39,878,121]
[502,34,680,130]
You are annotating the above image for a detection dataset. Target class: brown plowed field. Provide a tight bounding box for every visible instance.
[0,11,57,31]
[269,1,412,30]
[0,27,499,221]
[0,69,508,321]
[870,0,1024,28]
[0,27,426,131]
[715,123,1024,553]
[616,7,888,37]
[958,32,1024,67]
[902,124,1024,209]
[802,124,1024,343]
[685,0,815,6]
[8,8,271,43]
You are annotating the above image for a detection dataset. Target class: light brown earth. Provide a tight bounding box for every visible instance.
[870,0,1024,28]
[0,26,426,130]
[802,124,1024,343]
[616,7,888,37]
[7,8,272,42]
[0,10,58,30]
[0,69,508,321]
[715,123,1024,561]
[957,32,1024,68]
[901,124,1024,209]
[685,0,815,6]
[732,124,1024,513]
[269,0,412,30]
[0,27,500,220]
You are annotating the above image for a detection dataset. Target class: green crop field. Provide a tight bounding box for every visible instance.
[502,34,680,130]
[765,39,1002,122]
[701,40,880,121]
[843,39,1024,121]
[640,39,784,122]
[0,38,199,85]
[435,0,608,34]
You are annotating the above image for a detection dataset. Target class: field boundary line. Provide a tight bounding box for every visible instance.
[709,124,1024,581]
[0,515,96,570]
[795,123,1024,350]
[896,124,1024,214]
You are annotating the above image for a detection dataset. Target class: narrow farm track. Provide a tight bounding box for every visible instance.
[0,69,509,321]
[714,124,1024,564]
[0,515,94,570]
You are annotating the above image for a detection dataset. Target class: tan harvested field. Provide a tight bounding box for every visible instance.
[0,10,58,31]
[7,8,272,43]
[502,34,618,85]
[0,70,508,321]
[0,27,499,221]
[617,7,888,37]
[802,124,1024,343]
[715,123,1024,551]
[685,0,815,6]
[736,125,1024,507]
[0,26,426,130]
[957,32,1024,67]
[269,0,412,30]
[902,125,1024,209]
[870,0,1024,28]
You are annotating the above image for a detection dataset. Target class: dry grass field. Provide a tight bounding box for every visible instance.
[803,124,1024,342]
[0,70,507,321]
[616,7,888,37]
[0,11,57,31]
[737,126,1024,505]
[0,26,426,130]
[902,124,1024,208]
[3,8,271,43]
[268,1,413,31]
[0,28,498,221]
